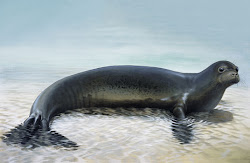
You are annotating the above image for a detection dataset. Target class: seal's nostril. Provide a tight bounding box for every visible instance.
[232,73,238,77]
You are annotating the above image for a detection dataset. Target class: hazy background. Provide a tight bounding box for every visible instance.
[0,0,249,81]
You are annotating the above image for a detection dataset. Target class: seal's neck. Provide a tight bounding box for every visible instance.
[194,67,225,95]
[191,67,226,111]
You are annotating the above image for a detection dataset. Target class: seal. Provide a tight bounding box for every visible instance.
[23,60,239,131]
[2,60,240,148]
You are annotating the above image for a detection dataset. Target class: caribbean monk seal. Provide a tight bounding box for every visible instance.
[3,60,239,147]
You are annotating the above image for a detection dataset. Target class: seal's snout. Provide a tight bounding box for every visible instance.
[231,71,240,83]
[234,67,240,83]
[235,73,240,83]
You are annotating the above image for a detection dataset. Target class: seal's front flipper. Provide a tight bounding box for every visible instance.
[171,100,194,144]
[173,107,185,119]
[173,102,186,119]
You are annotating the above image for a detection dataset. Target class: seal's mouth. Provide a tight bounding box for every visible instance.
[234,76,240,83]
[232,75,240,84]
[222,72,240,86]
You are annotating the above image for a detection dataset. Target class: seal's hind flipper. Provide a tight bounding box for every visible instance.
[2,123,78,149]
[23,116,35,127]
[45,131,78,149]
[2,125,33,146]
[24,115,50,131]
[42,119,49,131]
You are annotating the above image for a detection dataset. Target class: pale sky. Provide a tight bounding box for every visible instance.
[0,0,249,51]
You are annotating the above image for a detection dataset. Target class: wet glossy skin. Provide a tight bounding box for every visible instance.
[24,60,239,130]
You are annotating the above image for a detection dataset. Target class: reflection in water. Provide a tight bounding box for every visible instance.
[2,106,234,149]
[2,125,78,149]
[2,107,171,149]
[171,109,234,144]
[171,119,194,144]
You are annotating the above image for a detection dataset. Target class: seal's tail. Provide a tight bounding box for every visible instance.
[2,120,78,149]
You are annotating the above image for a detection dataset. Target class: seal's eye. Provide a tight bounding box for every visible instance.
[235,67,239,72]
[218,67,225,73]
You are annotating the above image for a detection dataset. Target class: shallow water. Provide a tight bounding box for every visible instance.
[1,1,250,162]
[0,63,250,162]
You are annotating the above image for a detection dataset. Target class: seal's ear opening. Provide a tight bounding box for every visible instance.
[2,124,78,149]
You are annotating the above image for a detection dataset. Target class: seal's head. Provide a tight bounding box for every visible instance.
[212,61,240,87]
